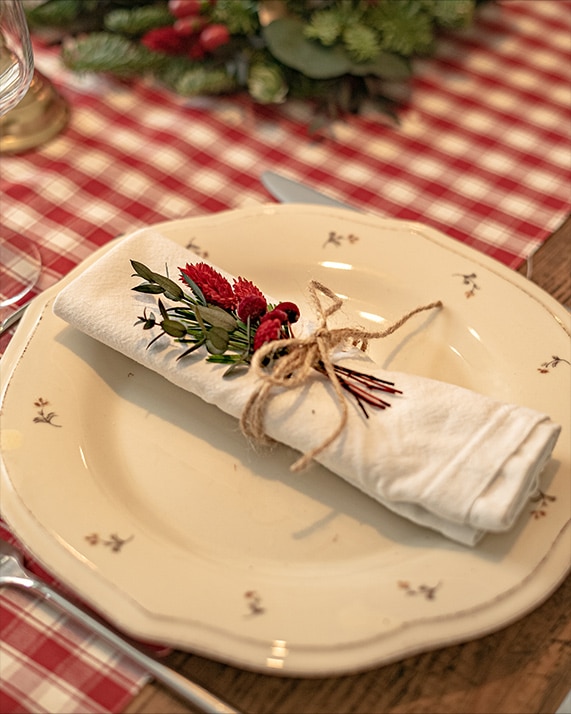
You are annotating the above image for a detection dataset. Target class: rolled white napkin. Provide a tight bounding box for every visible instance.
[53,229,560,546]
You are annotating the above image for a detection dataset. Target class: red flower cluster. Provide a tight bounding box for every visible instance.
[179,262,299,351]
[141,0,229,60]
[180,262,236,309]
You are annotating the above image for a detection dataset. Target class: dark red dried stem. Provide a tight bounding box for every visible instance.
[314,361,402,418]
[332,364,402,394]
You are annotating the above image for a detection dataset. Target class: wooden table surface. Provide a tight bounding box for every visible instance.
[124,216,571,714]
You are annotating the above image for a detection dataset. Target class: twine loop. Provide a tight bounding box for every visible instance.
[240,280,442,471]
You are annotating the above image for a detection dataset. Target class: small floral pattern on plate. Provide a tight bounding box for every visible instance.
[323,230,359,248]
[453,272,480,297]
[244,590,265,616]
[398,581,441,600]
[85,533,133,553]
[537,356,570,373]
[530,491,557,520]
[33,398,61,427]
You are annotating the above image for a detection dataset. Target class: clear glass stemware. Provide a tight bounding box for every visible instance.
[0,0,41,311]
[0,0,34,114]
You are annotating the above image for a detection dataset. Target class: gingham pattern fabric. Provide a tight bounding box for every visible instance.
[0,1,569,711]
[0,525,148,714]
[2,2,570,304]
[0,591,146,714]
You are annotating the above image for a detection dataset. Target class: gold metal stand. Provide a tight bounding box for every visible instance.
[0,70,69,154]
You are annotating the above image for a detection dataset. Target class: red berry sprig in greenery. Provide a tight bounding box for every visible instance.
[141,0,230,61]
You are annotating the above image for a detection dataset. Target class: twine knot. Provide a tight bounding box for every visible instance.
[240,280,442,471]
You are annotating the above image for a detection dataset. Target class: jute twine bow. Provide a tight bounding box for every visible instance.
[240,280,442,472]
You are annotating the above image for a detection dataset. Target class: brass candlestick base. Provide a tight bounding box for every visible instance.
[0,70,69,154]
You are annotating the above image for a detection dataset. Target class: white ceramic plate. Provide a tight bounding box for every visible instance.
[1,205,570,676]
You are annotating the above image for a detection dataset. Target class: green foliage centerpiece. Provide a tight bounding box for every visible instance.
[26,0,480,128]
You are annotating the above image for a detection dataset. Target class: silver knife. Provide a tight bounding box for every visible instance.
[0,301,31,338]
[261,171,361,211]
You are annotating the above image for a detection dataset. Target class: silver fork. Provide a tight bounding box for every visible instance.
[0,539,239,714]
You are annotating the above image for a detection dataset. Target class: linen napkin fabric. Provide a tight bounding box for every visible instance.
[52,230,561,546]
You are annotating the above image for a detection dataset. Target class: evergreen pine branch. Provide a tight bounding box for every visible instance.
[159,61,239,96]
[26,0,105,31]
[211,0,260,36]
[62,33,167,75]
[104,6,174,37]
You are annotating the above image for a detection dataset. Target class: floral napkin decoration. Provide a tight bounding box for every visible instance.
[131,256,441,468]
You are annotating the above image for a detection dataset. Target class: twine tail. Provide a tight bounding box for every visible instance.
[240,382,274,446]
[290,333,349,472]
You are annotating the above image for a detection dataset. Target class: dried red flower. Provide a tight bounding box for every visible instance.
[253,318,282,351]
[179,262,236,310]
[233,276,266,303]
[237,295,267,322]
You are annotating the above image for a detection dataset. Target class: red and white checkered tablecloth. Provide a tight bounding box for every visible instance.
[0,524,149,714]
[0,1,570,712]
[0,590,146,714]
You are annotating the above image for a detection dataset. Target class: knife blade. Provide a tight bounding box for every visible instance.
[0,301,30,338]
[261,171,361,211]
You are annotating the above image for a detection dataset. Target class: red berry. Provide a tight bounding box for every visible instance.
[187,42,206,60]
[199,24,230,52]
[275,301,300,323]
[174,16,207,36]
[141,27,187,55]
[168,0,207,19]
[261,308,288,325]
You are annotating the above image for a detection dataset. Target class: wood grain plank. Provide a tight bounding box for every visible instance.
[517,216,571,308]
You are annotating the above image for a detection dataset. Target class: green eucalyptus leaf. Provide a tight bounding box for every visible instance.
[132,283,164,294]
[206,326,230,354]
[151,273,184,301]
[158,298,169,321]
[196,304,237,331]
[161,319,188,338]
[131,260,156,281]
[263,18,351,79]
